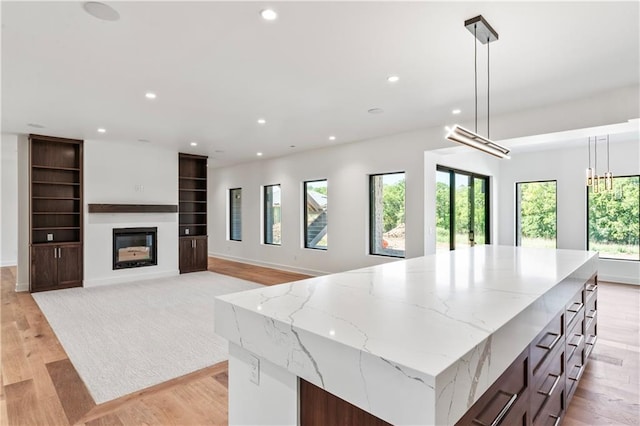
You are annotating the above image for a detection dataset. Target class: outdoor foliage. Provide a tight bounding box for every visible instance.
[383,179,405,232]
[589,176,639,258]
[519,182,557,240]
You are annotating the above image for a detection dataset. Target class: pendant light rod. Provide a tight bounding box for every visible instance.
[487,36,490,139]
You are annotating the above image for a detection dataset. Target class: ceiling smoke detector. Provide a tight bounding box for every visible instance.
[83,2,120,22]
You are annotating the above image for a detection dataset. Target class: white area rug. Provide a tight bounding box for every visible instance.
[32,271,262,404]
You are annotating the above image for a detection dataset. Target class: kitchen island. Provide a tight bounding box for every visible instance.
[215,246,598,425]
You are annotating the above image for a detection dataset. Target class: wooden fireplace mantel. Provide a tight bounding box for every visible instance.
[88,204,178,213]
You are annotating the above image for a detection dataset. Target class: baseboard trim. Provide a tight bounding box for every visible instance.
[15,282,29,292]
[1,260,17,267]
[599,274,639,286]
[83,270,180,287]
[208,252,328,277]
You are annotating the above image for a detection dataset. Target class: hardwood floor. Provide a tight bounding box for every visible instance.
[1,261,638,425]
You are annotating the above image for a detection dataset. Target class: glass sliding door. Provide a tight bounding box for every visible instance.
[435,166,490,250]
[516,181,557,248]
[435,171,451,252]
[455,173,471,249]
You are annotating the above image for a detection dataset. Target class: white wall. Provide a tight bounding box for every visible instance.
[83,140,179,286]
[1,134,18,266]
[498,139,640,284]
[209,128,435,275]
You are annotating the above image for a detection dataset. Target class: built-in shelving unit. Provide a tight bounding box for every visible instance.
[178,153,208,273]
[29,134,83,292]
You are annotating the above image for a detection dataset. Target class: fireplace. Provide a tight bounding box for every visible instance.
[113,227,157,270]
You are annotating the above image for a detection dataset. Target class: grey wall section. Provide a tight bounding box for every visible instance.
[1,134,19,266]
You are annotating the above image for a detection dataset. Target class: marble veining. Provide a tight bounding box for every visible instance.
[216,246,597,425]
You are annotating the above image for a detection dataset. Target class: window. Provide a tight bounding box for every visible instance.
[263,184,281,245]
[516,181,557,248]
[229,188,242,241]
[588,175,639,260]
[304,180,328,250]
[370,172,405,257]
[436,166,490,251]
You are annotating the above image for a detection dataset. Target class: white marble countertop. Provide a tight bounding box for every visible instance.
[216,246,597,425]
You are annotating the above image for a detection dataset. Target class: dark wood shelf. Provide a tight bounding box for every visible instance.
[179,223,207,227]
[180,177,207,181]
[32,181,80,186]
[180,200,207,204]
[32,165,80,171]
[179,212,207,215]
[33,196,80,200]
[33,212,80,215]
[88,204,178,213]
[178,188,207,192]
[33,227,81,230]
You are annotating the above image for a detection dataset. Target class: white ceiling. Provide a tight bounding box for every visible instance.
[2,1,639,167]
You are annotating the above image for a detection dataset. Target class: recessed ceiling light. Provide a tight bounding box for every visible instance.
[97,128,106,133]
[260,9,277,21]
[190,142,198,146]
[257,152,263,156]
[27,123,45,129]
[387,75,400,83]
[368,108,384,114]
[452,109,461,115]
[83,2,120,21]
[257,118,266,125]
[145,92,157,99]
[328,136,336,141]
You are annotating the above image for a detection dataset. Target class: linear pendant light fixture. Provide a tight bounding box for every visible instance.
[446,15,510,159]
[588,135,614,193]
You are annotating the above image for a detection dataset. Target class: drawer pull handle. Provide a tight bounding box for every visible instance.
[586,283,597,292]
[567,302,584,313]
[568,334,584,348]
[537,373,561,397]
[536,332,561,351]
[569,364,585,382]
[487,391,518,426]
[550,414,561,426]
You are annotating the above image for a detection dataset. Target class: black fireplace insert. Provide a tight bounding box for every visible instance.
[113,227,158,270]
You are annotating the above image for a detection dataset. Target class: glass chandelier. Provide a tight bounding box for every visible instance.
[587,135,613,193]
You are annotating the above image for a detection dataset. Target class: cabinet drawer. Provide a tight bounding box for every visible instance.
[585,312,597,359]
[566,315,585,361]
[565,289,585,330]
[585,276,597,303]
[531,347,564,422]
[566,336,585,400]
[455,349,528,426]
[531,312,564,376]
[533,379,564,426]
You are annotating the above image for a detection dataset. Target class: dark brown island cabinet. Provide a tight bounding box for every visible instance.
[178,153,208,273]
[29,134,84,292]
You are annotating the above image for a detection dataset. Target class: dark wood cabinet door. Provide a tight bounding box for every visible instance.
[57,244,83,288]
[179,237,194,273]
[193,237,208,271]
[31,245,58,292]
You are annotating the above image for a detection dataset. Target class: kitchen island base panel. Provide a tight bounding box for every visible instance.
[228,343,297,426]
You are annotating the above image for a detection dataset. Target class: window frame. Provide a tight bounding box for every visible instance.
[263,184,281,246]
[229,188,242,242]
[515,180,558,249]
[369,171,406,258]
[303,179,328,251]
[586,174,640,261]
